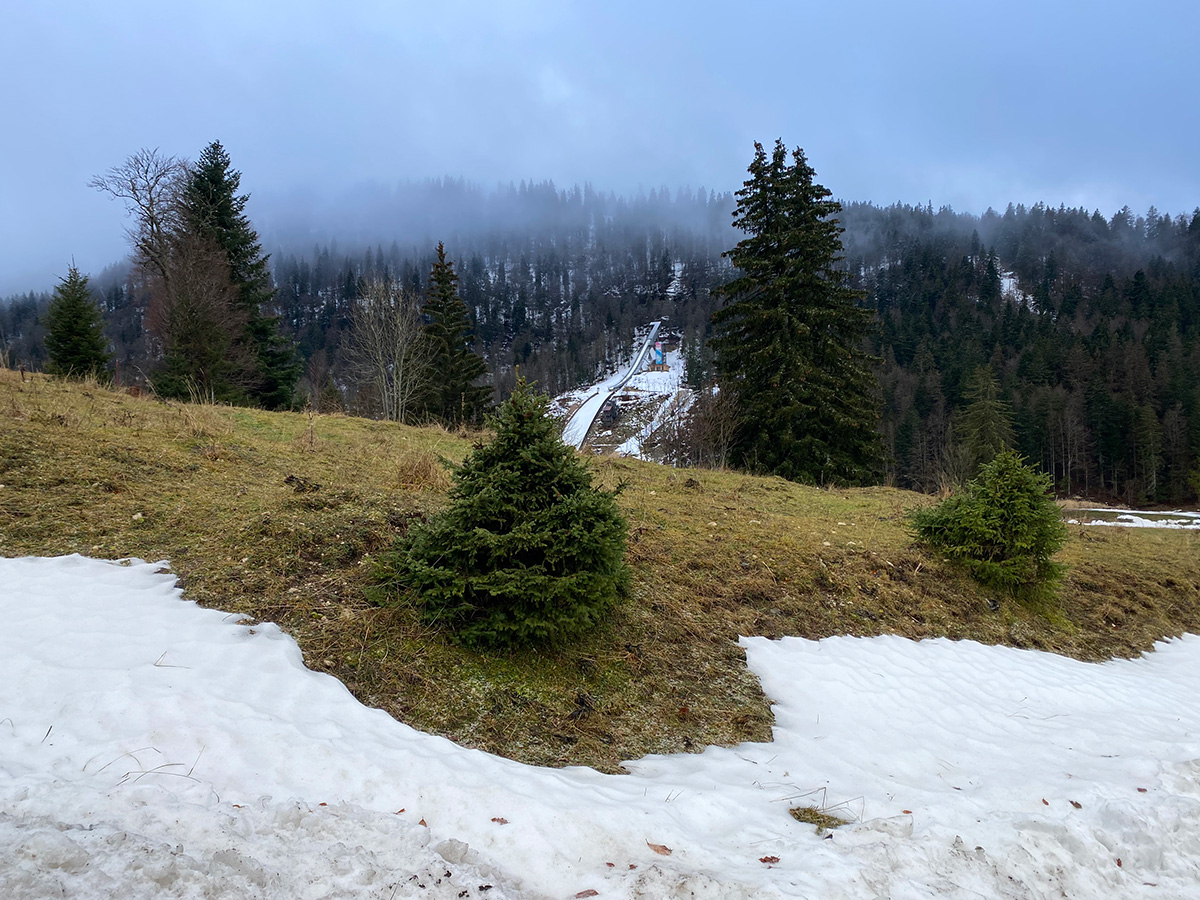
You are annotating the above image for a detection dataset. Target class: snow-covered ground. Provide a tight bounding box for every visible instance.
[613,348,687,458]
[1001,272,1035,310]
[558,365,631,449]
[1068,509,1200,530]
[559,323,662,450]
[665,261,685,299]
[555,345,689,460]
[4,556,1200,898]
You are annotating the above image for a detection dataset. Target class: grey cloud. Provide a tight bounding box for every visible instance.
[2,0,1197,294]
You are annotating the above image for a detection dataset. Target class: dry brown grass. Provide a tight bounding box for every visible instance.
[394,447,452,491]
[789,805,853,833]
[4,368,1200,772]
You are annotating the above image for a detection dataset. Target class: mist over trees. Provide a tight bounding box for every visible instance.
[266,178,738,404]
[4,169,1200,504]
[847,201,1200,503]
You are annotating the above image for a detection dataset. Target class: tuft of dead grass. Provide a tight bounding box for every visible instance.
[789,805,852,833]
[3,367,1200,772]
[394,448,452,491]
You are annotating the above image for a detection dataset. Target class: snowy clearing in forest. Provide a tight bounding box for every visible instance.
[2,555,1199,899]
[555,346,689,461]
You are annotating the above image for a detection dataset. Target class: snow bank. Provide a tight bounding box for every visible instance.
[3,555,1200,898]
[1067,509,1200,530]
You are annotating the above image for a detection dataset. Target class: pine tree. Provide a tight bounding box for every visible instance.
[44,266,110,379]
[378,377,629,649]
[711,140,880,483]
[420,242,490,425]
[959,365,1015,476]
[182,141,299,409]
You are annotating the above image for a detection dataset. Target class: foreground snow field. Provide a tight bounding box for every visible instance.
[2,556,1199,899]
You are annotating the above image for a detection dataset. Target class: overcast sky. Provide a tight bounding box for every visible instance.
[2,0,1197,295]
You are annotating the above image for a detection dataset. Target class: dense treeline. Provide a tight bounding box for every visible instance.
[4,178,1199,503]
[844,201,1200,503]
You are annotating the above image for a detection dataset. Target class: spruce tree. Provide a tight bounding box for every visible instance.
[711,140,881,483]
[909,450,1067,598]
[44,266,110,379]
[182,141,299,409]
[420,242,490,425]
[379,377,629,649]
[959,365,1015,476]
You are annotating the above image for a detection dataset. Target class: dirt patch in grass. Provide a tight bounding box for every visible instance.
[4,369,1200,772]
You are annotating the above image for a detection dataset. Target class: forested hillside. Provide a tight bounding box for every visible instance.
[267,181,738,398]
[4,179,1199,503]
[844,201,1200,502]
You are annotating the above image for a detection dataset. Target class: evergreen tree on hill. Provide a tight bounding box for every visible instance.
[910,450,1067,599]
[420,242,490,425]
[182,141,299,409]
[380,377,629,649]
[711,140,881,484]
[44,266,110,379]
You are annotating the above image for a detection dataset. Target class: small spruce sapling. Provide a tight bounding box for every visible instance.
[909,450,1068,598]
[379,377,629,649]
[44,266,110,380]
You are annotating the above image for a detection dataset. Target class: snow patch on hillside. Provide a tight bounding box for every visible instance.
[3,556,1200,898]
[1001,271,1035,309]
[612,348,688,457]
[665,260,685,298]
[1067,509,1200,530]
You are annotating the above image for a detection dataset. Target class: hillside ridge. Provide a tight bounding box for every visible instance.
[3,369,1199,770]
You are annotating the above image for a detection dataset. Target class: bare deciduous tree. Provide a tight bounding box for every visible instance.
[658,384,740,470]
[146,231,250,401]
[689,385,739,469]
[346,279,433,422]
[302,348,343,412]
[90,149,187,287]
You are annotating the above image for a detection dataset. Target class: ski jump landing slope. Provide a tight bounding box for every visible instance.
[561,321,661,450]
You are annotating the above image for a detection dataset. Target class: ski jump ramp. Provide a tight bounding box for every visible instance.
[561,321,662,450]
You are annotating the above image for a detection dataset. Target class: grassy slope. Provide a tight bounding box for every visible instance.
[3,369,1200,772]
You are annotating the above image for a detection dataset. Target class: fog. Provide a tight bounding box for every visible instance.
[3,0,1198,295]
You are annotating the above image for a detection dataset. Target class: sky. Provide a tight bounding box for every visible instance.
[2,0,1198,295]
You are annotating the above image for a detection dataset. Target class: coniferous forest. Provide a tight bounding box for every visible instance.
[4,175,1200,504]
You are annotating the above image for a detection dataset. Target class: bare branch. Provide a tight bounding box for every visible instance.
[346,279,434,422]
[91,148,188,286]
[145,230,250,399]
